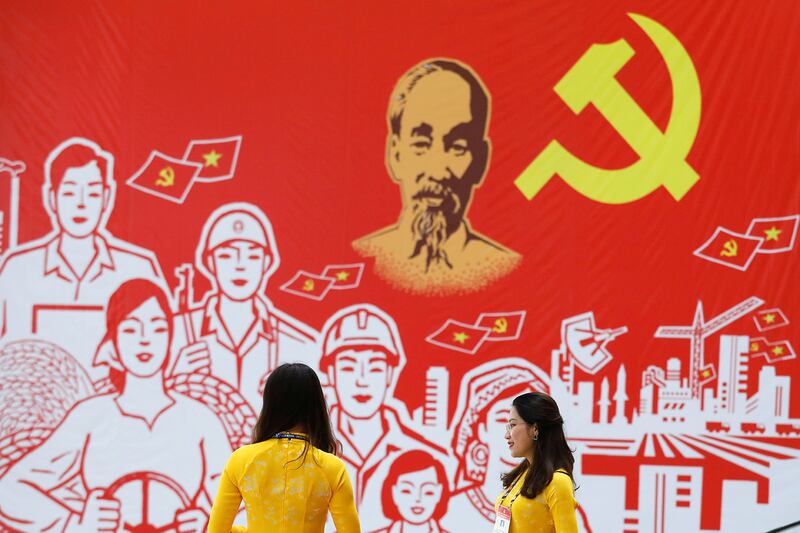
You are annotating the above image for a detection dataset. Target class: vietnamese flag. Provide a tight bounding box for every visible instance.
[747,215,799,254]
[750,338,796,363]
[753,308,790,332]
[322,263,365,290]
[763,340,796,363]
[126,151,202,204]
[693,227,763,271]
[182,135,242,182]
[280,270,334,301]
[475,311,526,341]
[698,363,717,385]
[426,319,491,354]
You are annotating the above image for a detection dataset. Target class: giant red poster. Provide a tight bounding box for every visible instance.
[0,2,798,532]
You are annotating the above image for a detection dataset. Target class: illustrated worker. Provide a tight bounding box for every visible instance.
[0,137,165,378]
[321,303,452,531]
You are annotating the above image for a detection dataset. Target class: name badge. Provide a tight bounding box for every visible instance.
[492,505,511,533]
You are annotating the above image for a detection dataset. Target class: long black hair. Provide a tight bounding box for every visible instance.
[252,363,339,456]
[500,392,575,498]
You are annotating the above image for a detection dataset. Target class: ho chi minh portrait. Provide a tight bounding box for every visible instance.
[353,58,520,296]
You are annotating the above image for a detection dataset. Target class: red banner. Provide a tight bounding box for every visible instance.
[1,2,798,532]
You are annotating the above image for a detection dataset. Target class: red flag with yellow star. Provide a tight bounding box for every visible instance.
[426,319,491,354]
[693,227,763,271]
[753,308,790,332]
[698,363,716,385]
[475,311,526,341]
[279,270,335,301]
[747,215,799,254]
[753,339,797,364]
[126,151,203,204]
[183,135,242,182]
[322,263,365,289]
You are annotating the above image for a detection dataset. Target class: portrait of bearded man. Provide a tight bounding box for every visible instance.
[353,58,520,295]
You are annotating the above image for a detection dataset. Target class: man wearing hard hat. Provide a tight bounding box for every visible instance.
[320,303,452,532]
[170,202,319,411]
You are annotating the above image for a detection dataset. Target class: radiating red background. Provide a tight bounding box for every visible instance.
[2,0,798,449]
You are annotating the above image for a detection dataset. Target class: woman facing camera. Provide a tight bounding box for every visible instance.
[375,450,450,533]
[208,363,361,532]
[495,392,578,533]
[0,279,231,533]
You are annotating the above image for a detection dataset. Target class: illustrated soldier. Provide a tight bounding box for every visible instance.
[170,202,318,411]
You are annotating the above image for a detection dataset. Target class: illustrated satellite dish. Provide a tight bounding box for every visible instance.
[561,312,628,375]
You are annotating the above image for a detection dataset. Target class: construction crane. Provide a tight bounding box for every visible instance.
[655,297,764,399]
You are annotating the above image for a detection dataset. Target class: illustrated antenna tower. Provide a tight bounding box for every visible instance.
[654,297,763,399]
[0,158,25,255]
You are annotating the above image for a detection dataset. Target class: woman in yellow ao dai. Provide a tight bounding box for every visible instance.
[494,392,578,533]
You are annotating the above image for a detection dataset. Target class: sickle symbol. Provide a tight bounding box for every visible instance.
[720,239,738,257]
[156,166,176,187]
[515,13,701,204]
[302,279,315,291]
[493,318,508,334]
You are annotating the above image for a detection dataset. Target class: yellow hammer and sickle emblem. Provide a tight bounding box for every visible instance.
[156,166,176,187]
[515,13,701,204]
[493,318,508,334]
[302,279,315,291]
[720,239,738,257]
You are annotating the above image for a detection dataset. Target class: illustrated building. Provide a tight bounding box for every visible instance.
[746,366,791,420]
[715,335,750,416]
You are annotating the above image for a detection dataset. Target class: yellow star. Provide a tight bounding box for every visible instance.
[772,346,785,356]
[336,271,350,281]
[763,313,776,324]
[764,226,782,242]
[202,150,222,167]
[750,342,760,352]
[452,331,470,344]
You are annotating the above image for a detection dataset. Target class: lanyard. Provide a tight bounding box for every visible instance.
[273,432,308,442]
[499,474,524,510]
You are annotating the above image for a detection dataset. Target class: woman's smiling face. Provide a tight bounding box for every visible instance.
[391,466,443,524]
[505,405,536,459]
[116,296,170,377]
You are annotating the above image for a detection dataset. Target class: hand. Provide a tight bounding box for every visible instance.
[172,341,211,375]
[174,508,208,533]
[67,489,120,533]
